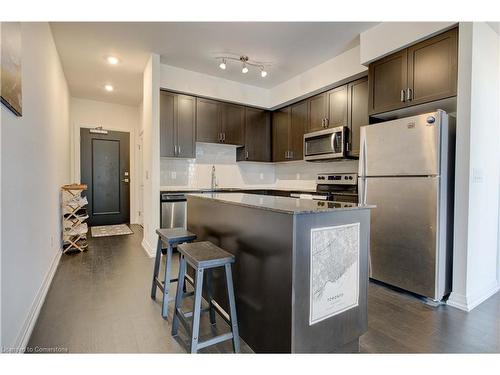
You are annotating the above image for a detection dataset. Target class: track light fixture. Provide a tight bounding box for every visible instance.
[216,55,271,78]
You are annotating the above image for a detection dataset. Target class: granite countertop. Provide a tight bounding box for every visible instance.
[160,187,317,193]
[187,192,374,215]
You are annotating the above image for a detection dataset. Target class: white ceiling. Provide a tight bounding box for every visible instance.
[50,22,376,106]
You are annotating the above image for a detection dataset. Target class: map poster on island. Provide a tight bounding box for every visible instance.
[309,223,360,326]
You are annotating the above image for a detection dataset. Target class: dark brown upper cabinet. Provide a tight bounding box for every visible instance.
[289,100,308,160]
[160,91,196,158]
[237,108,271,162]
[307,85,348,132]
[196,98,245,146]
[326,85,348,128]
[368,27,458,115]
[272,102,307,162]
[196,98,221,143]
[407,28,458,106]
[308,93,327,132]
[221,103,245,146]
[347,77,368,157]
[272,107,291,162]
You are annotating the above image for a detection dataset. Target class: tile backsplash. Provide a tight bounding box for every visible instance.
[160,143,358,190]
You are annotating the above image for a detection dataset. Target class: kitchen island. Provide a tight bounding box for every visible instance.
[186,193,373,353]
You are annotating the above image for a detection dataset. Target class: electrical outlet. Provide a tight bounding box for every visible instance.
[259,173,264,180]
[171,171,177,179]
[472,168,484,184]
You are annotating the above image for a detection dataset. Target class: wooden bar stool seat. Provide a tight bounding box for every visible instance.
[172,241,240,353]
[151,228,197,319]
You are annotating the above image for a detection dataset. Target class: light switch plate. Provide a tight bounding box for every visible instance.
[472,168,484,183]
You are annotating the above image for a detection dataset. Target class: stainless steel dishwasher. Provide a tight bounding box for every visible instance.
[160,193,187,229]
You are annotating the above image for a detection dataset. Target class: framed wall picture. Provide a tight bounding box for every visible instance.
[1,22,22,116]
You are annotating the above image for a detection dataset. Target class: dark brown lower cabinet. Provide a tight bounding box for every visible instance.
[160,91,195,158]
[237,108,271,162]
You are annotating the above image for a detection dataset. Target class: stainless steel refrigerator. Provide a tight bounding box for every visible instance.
[358,110,455,301]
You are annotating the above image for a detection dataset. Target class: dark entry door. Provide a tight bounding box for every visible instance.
[80,129,130,226]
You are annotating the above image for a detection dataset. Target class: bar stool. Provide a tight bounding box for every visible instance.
[172,241,240,353]
[151,228,197,319]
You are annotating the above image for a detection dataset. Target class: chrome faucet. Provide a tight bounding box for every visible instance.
[211,165,218,190]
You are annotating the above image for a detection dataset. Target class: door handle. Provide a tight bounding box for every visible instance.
[400,89,406,102]
[406,88,412,101]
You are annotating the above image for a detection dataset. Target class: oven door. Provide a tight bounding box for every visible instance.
[304,126,346,161]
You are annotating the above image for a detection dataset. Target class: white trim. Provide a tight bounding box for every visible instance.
[141,238,155,258]
[13,249,62,352]
[447,281,500,311]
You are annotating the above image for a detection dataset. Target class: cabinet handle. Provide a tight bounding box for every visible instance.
[400,89,406,102]
[285,151,288,159]
[245,150,249,160]
[325,118,329,128]
[178,145,181,155]
[174,145,177,156]
[223,133,226,142]
[218,132,222,142]
[321,119,325,128]
[406,88,412,101]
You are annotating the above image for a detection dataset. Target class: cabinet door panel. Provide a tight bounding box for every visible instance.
[221,103,245,145]
[326,84,348,128]
[160,91,175,157]
[368,49,408,115]
[196,98,221,143]
[243,108,271,162]
[176,95,196,158]
[272,108,290,162]
[307,93,327,132]
[407,27,457,105]
[347,77,368,157]
[290,101,308,160]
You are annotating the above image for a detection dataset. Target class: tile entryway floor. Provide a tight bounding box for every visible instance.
[28,225,500,353]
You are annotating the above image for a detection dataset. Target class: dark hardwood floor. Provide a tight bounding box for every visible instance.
[28,225,499,353]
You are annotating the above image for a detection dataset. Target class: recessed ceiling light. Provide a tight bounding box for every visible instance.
[242,64,249,74]
[106,56,119,65]
[104,84,114,92]
[261,68,268,78]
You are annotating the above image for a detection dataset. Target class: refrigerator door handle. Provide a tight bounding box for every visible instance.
[358,128,368,178]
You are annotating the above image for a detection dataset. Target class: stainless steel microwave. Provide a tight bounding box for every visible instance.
[304,126,348,161]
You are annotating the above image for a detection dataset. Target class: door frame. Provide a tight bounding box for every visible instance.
[71,123,137,225]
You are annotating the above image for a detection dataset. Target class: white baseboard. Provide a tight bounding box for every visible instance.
[141,238,155,258]
[13,249,62,352]
[447,281,500,311]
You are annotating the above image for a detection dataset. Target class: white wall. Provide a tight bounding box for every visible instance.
[141,54,161,257]
[160,143,275,190]
[69,98,141,223]
[269,46,366,108]
[359,22,456,65]
[160,64,270,108]
[1,23,70,349]
[448,23,500,311]
[160,143,358,192]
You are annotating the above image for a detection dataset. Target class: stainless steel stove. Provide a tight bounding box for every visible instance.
[290,173,358,207]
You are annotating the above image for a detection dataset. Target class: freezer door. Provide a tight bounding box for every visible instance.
[365,176,439,299]
[359,112,442,177]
